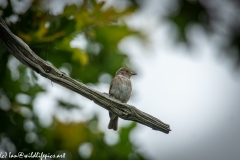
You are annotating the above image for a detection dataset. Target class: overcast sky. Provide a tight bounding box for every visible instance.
[119,1,240,159]
[4,0,240,159]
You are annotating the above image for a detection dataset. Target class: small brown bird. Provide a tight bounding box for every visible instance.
[108,67,136,131]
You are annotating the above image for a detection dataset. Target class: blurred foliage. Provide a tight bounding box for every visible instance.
[41,117,143,160]
[168,0,209,42]
[166,0,240,65]
[0,0,144,159]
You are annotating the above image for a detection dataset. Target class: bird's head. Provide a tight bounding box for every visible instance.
[116,67,137,78]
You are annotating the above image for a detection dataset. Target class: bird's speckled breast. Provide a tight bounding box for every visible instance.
[109,75,132,103]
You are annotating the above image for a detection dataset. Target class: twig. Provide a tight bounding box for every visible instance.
[0,17,171,134]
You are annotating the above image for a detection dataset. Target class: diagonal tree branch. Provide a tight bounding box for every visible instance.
[0,17,171,134]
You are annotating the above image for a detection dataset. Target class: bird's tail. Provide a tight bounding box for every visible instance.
[108,112,118,131]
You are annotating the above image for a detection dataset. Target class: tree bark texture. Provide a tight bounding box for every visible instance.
[0,17,171,134]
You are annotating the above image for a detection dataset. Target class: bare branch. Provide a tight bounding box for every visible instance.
[0,17,171,134]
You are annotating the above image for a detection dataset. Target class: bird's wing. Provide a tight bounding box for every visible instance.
[109,76,115,94]
[109,75,120,94]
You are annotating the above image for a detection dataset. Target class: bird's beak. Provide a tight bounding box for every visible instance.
[131,72,137,75]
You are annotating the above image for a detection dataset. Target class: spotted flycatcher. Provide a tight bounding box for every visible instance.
[108,67,136,131]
